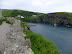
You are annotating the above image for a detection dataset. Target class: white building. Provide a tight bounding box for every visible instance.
[32,15,37,17]
[16,15,24,18]
[21,16,24,18]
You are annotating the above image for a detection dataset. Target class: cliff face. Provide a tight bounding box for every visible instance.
[24,12,72,27]
[31,12,71,27]
[40,12,72,27]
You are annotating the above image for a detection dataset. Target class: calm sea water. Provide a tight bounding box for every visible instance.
[27,23,72,54]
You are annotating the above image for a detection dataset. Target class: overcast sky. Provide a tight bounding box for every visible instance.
[0,0,72,13]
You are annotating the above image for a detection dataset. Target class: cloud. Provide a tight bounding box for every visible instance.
[1,0,72,13]
[31,0,53,6]
[0,0,2,7]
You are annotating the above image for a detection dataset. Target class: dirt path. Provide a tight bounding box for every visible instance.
[0,21,10,51]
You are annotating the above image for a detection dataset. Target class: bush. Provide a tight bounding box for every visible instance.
[4,19,13,25]
[0,19,4,25]
[0,19,13,25]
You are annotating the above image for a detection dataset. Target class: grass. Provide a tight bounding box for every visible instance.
[0,19,4,25]
[0,19,13,25]
[21,21,60,54]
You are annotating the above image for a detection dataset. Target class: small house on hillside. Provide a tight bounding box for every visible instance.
[21,16,24,18]
[32,15,37,17]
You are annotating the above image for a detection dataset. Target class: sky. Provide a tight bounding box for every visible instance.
[0,0,72,13]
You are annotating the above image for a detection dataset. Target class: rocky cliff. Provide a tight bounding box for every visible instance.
[39,12,72,27]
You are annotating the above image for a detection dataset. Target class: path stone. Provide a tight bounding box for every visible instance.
[0,21,10,52]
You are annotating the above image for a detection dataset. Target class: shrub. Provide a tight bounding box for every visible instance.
[0,19,4,25]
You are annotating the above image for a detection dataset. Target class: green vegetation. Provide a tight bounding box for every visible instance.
[0,19,13,25]
[16,17,21,20]
[0,19,4,25]
[5,19,13,25]
[2,9,14,17]
[2,9,43,22]
[2,9,43,17]
[21,21,60,54]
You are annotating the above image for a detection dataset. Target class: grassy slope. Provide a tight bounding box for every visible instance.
[2,9,14,17]
[2,9,44,22]
[21,22,60,54]
[2,9,43,17]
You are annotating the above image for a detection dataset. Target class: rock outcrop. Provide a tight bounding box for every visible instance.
[3,20,34,54]
[39,13,72,27]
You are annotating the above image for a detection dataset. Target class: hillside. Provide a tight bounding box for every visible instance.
[23,12,72,27]
[2,9,43,17]
[2,9,72,27]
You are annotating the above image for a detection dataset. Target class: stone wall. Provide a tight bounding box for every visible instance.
[3,20,34,54]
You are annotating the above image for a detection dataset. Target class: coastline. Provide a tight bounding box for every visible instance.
[21,21,61,54]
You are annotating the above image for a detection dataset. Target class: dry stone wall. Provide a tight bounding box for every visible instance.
[3,20,34,54]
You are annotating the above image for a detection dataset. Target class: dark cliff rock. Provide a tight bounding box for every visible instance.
[39,12,72,27]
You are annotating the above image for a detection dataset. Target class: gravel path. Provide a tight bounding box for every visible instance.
[0,21,10,51]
